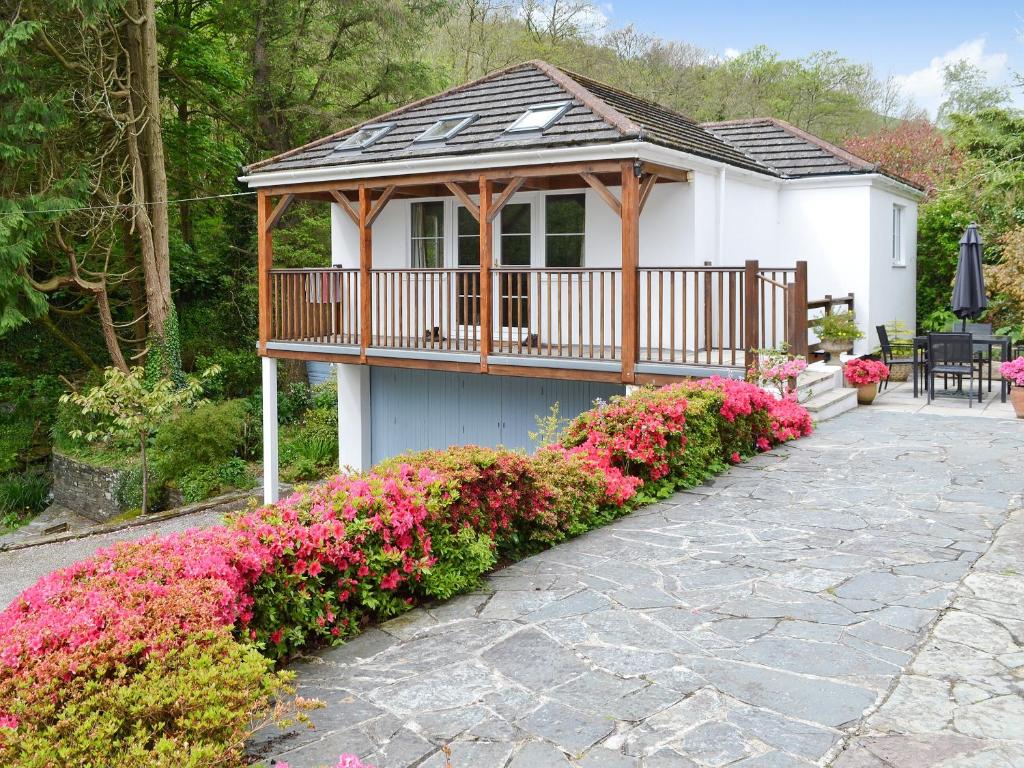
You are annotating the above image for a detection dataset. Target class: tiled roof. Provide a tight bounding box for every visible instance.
[246,61,770,176]
[700,117,877,178]
[246,62,920,191]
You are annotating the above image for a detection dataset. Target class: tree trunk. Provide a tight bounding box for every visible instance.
[123,0,173,341]
[140,433,149,514]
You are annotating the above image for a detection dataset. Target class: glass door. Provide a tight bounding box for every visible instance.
[456,206,481,329]
[498,202,531,330]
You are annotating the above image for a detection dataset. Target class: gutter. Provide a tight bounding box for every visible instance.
[238,141,775,189]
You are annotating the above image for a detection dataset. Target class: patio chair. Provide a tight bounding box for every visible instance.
[876,325,921,391]
[926,333,982,407]
[966,322,996,392]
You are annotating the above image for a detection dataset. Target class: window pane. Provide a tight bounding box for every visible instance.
[546,194,585,235]
[416,115,474,142]
[412,201,444,238]
[546,235,584,268]
[502,235,531,266]
[457,207,479,237]
[508,102,568,132]
[501,203,531,235]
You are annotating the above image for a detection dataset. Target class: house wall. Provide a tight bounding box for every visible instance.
[868,186,918,347]
[777,182,873,353]
[720,175,780,265]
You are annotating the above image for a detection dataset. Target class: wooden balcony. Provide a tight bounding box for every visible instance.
[263,260,808,384]
[254,157,809,384]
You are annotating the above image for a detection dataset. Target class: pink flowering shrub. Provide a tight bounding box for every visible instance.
[0,378,812,766]
[844,358,890,386]
[999,357,1024,386]
[563,385,689,482]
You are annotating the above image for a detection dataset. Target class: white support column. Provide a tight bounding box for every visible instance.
[261,356,279,504]
[337,362,371,472]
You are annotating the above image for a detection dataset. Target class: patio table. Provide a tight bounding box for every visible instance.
[912,334,1011,402]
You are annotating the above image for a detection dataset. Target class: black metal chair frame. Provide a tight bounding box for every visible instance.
[876,325,921,391]
[965,322,995,393]
[925,332,983,407]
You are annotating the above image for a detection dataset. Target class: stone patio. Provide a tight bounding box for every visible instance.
[250,408,1024,768]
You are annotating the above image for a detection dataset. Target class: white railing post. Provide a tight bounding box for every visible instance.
[261,356,279,504]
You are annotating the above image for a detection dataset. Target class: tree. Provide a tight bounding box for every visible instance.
[60,365,215,513]
[844,120,963,195]
[938,60,1009,125]
[0,1,177,374]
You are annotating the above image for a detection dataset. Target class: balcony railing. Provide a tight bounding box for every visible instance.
[266,260,808,376]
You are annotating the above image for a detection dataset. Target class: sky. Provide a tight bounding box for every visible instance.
[595,1,1024,116]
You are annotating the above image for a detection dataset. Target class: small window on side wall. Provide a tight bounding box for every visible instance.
[545,194,585,268]
[892,204,905,267]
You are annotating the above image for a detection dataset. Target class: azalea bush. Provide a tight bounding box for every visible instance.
[0,380,813,766]
[1000,357,1024,386]
[844,358,890,386]
[748,347,808,397]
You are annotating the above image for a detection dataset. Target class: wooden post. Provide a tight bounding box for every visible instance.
[620,161,640,383]
[786,260,809,358]
[744,259,759,372]
[257,190,273,354]
[479,176,493,372]
[358,184,372,362]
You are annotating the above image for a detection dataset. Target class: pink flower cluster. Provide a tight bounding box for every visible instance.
[844,358,890,386]
[695,377,814,448]
[1000,357,1024,387]
[564,388,689,481]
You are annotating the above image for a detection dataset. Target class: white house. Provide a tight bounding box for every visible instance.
[239,60,923,501]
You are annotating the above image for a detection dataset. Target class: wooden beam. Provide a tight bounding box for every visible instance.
[479,177,493,372]
[365,185,396,227]
[581,171,621,217]
[257,190,273,353]
[329,189,358,225]
[358,184,372,363]
[620,161,640,384]
[444,182,479,221]
[251,159,625,197]
[264,193,294,231]
[487,177,525,222]
[639,173,658,213]
[744,259,760,370]
[639,162,692,183]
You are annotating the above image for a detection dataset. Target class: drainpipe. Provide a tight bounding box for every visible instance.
[716,166,726,266]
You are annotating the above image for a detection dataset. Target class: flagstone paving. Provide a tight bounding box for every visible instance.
[251,409,1024,768]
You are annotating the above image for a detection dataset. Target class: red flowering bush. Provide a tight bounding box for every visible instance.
[563,385,689,482]
[0,378,812,766]
[844,358,890,386]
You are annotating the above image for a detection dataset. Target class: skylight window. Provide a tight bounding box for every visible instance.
[334,123,394,151]
[414,114,476,143]
[506,101,571,133]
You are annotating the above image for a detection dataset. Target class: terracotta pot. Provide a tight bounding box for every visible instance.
[856,382,878,405]
[1010,385,1024,419]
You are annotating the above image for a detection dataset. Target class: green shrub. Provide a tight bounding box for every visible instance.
[218,457,254,489]
[196,349,260,400]
[280,406,338,481]
[178,459,255,504]
[0,630,299,768]
[419,528,496,600]
[153,399,249,482]
[0,472,50,529]
[278,381,312,425]
[114,465,145,511]
[676,389,726,488]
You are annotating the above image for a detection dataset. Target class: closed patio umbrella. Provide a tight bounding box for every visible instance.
[951,223,988,330]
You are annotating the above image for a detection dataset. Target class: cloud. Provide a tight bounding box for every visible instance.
[723,47,741,60]
[893,38,1009,117]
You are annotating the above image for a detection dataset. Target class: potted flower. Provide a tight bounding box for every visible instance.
[812,311,864,365]
[844,358,890,404]
[999,357,1024,418]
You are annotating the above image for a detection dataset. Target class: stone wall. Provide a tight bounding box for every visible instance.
[50,453,130,523]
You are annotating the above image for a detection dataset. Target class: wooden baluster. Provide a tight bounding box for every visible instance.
[729,272,736,366]
[669,270,676,363]
[547,271,553,357]
[577,272,584,358]
[717,271,724,365]
[610,271,617,361]
[658,271,664,362]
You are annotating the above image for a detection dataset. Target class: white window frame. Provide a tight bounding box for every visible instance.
[892,203,906,267]
[333,122,394,152]
[408,199,447,268]
[413,113,477,143]
[505,101,572,133]
[542,191,587,269]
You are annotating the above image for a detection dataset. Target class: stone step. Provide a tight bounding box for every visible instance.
[796,365,842,403]
[803,386,859,421]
